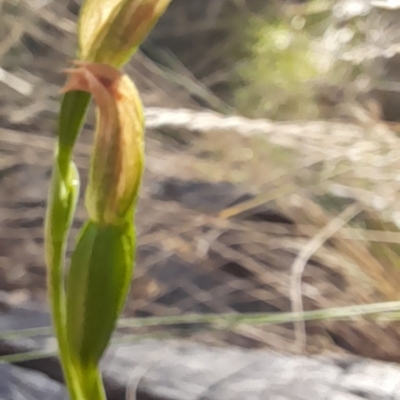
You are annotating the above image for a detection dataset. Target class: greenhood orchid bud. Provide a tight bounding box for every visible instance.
[61,61,143,368]
[61,61,144,225]
[78,0,172,68]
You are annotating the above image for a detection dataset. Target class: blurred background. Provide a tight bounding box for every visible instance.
[3,0,400,368]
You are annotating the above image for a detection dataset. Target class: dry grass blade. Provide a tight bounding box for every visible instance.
[290,203,363,353]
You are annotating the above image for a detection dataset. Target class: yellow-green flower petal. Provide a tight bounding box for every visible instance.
[78,0,172,68]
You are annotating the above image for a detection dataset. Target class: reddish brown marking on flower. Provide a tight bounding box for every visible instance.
[98,77,123,101]
[60,61,125,105]
[111,87,123,101]
[98,77,116,89]
[136,4,156,22]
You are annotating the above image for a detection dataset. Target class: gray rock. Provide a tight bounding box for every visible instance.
[3,304,400,400]
[0,363,66,400]
[104,339,400,400]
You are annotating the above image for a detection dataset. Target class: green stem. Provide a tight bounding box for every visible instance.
[77,366,106,400]
[45,158,83,399]
[47,240,84,400]
[45,90,92,400]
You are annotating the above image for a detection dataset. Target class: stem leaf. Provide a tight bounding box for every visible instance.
[66,220,135,368]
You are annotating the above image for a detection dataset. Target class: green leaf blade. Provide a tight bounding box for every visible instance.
[66,220,135,368]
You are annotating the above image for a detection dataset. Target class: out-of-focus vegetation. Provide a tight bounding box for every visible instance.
[235,13,322,120]
[233,0,372,120]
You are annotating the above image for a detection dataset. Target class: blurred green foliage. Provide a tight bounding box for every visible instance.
[233,1,360,121]
[235,16,319,120]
